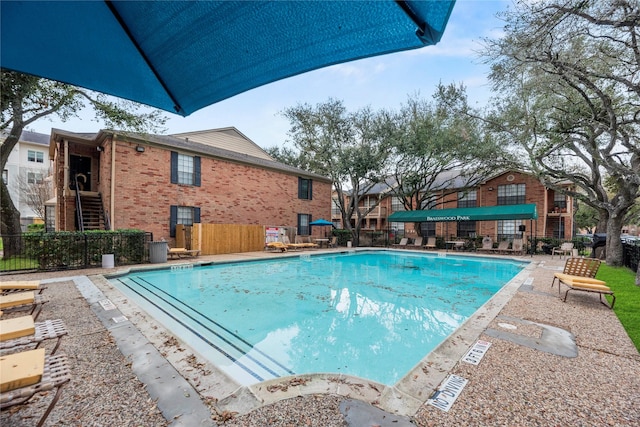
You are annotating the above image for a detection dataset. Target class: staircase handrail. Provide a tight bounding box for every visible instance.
[73,174,84,231]
[104,206,111,231]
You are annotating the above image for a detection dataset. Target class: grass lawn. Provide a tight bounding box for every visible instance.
[597,264,640,352]
[0,256,38,272]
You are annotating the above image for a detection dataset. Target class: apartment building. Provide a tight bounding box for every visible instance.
[49,127,332,245]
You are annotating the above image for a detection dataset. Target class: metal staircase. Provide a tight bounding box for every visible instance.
[73,174,110,231]
[78,192,109,230]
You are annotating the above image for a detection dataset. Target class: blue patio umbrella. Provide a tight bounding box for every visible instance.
[309,219,334,227]
[1,1,455,116]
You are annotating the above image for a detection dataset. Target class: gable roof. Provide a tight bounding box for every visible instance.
[170,127,273,161]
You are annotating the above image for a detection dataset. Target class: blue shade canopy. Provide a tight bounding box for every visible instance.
[309,219,334,226]
[1,1,455,117]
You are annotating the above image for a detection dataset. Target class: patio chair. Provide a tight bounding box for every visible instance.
[495,240,510,254]
[295,236,319,249]
[410,237,423,248]
[0,291,48,321]
[477,236,494,252]
[1,348,71,427]
[328,236,338,248]
[552,242,574,259]
[551,258,615,308]
[509,238,524,255]
[1,280,46,295]
[265,241,288,252]
[167,247,200,259]
[1,316,68,355]
[283,235,306,250]
[392,238,408,248]
[423,237,437,250]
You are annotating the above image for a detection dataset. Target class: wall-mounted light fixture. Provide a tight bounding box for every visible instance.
[96,146,103,152]
[488,186,494,191]
[135,145,145,153]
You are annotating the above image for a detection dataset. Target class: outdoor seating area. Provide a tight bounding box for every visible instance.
[390,235,530,255]
[0,281,71,427]
[265,235,323,252]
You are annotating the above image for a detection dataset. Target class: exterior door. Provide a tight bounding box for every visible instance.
[69,155,91,191]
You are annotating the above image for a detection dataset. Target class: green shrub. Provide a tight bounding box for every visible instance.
[332,229,353,246]
[22,229,147,270]
[27,223,45,232]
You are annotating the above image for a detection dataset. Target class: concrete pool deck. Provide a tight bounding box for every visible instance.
[1,249,638,426]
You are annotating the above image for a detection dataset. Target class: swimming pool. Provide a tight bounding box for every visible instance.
[110,250,526,386]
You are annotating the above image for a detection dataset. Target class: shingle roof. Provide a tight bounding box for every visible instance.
[16,130,50,146]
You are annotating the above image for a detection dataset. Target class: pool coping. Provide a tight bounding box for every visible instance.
[89,249,535,418]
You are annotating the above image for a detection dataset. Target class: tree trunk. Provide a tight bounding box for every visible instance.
[0,179,23,258]
[596,210,608,234]
[605,215,624,267]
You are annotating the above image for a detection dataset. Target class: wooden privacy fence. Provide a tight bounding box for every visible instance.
[183,224,266,255]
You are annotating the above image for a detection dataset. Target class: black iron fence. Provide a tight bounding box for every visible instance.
[1,230,151,273]
[622,240,640,272]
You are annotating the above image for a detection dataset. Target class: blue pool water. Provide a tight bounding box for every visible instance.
[110,251,525,386]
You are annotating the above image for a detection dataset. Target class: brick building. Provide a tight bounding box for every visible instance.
[49,128,331,244]
[333,170,574,241]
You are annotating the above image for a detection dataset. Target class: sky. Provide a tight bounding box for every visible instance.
[27,0,510,150]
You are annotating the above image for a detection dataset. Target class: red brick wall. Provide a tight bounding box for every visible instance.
[380,171,573,240]
[107,138,331,241]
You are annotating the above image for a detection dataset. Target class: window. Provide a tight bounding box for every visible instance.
[298,213,311,235]
[171,152,201,186]
[390,222,405,234]
[45,205,55,232]
[497,184,525,205]
[457,221,477,237]
[554,192,567,210]
[497,219,523,241]
[28,150,44,163]
[2,169,7,185]
[420,222,436,237]
[27,172,43,184]
[420,195,437,210]
[169,205,201,237]
[391,197,405,212]
[298,177,312,200]
[458,190,477,208]
[331,199,341,216]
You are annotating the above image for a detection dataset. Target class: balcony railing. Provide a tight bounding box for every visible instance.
[352,206,388,219]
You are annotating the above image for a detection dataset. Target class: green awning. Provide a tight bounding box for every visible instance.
[387,204,538,222]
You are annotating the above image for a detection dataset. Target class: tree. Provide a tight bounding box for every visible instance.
[388,91,509,235]
[15,168,53,221]
[478,0,640,266]
[281,99,392,246]
[1,70,167,258]
[574,201,599,235]
[263,145,309,170]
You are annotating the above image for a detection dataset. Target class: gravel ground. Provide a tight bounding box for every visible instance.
[1,279,167,427]
[2,254,639,427]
